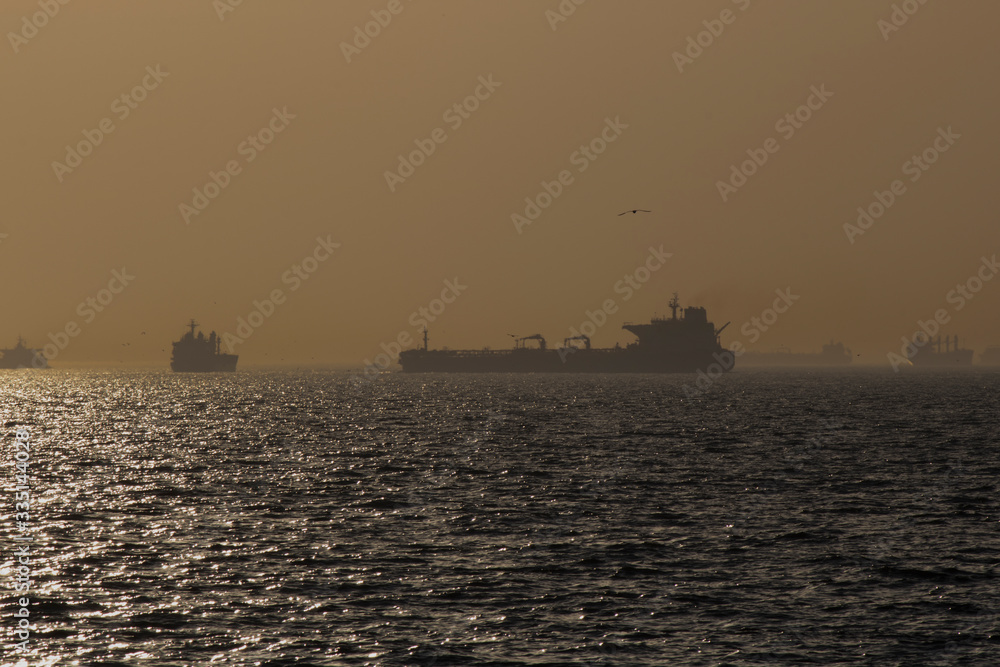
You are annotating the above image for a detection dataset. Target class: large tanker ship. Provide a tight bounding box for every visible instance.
[398,295,733,373]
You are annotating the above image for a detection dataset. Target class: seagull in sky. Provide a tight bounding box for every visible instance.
[619,209,651,216]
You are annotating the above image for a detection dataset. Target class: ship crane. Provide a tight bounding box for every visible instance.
[515,334,546,350]
[563,334,591,350]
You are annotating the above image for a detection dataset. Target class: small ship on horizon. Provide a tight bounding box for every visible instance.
[398,294,733,373]
[170,320,238,372]
[0,337,47,369]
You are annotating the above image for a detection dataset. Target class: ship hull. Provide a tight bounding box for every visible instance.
[399,347,734,374]
[910,350,974,367]
[170,354,238,372]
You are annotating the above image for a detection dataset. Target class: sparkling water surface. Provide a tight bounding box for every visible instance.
[2,369,998,666]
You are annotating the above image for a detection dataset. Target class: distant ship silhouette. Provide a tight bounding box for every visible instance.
[0,336,47,369]
[170,320,237,372]
[909,335,973,367]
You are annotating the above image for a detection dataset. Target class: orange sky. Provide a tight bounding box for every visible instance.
[2,1,998,367]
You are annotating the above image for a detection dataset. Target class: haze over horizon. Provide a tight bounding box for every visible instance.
[3,1,998,368]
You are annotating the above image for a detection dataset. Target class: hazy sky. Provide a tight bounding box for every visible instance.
[2,1,998,367]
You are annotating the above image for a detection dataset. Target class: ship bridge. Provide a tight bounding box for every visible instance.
[622,294,726,351]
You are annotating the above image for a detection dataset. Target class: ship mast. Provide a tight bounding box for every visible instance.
[669,293,680,320]
[423,327,428,351]
[188,319,199,337]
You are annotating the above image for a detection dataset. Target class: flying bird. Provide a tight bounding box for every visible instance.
[619,209,651,216]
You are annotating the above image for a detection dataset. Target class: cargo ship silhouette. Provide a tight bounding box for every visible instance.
[170,320,238,372]
[0,337,47,369]
[398,294,733,373]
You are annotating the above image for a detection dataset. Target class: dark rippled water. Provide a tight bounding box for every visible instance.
[2,369,999,666]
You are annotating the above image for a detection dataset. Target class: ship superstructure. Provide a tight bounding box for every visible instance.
[170,320,238,372]
[398,294,733,373]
